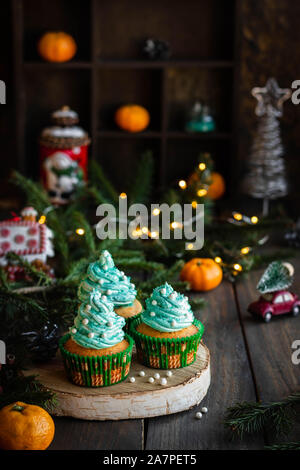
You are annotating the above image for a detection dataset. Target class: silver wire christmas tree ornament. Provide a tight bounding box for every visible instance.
[242,78,291,216]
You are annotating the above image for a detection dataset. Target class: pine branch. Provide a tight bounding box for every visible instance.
[0,267,9,290]
[5,252,53,286]
[0,375,57,412]
[10,170,51,212]
[116,258,164,273]
[224,393,300,440]
[88,160,119,203]
[129,150,154,205]
[71,211,96,255]
[64,258,91,282]
[265,442,300,450]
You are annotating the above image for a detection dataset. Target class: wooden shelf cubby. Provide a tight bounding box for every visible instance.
[13,0,240,195]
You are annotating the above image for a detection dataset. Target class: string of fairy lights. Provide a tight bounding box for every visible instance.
[36,157,262,278]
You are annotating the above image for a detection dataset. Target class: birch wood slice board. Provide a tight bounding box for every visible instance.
[24,342,210,421]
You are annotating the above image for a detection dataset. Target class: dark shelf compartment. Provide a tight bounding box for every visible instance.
[167,131,232,140]
[13,0,239,189]
[96,59,234,69]
[96,68,162,133]
[23,61,92,69]
[97,131,162,139]
[22,0,91,62]
[94,0,235,61]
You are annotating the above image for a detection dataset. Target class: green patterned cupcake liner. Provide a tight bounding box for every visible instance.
[59,333,134,387]
[123,310,143,334]
[130,318,204,369]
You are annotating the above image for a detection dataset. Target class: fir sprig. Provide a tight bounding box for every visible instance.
[265,442,300,450]
[0,375,57,412]
[224,393,300,440]
[71,211,96,255]
[88,160,119,204]
[129,150,154,205]
[5,252,53,286]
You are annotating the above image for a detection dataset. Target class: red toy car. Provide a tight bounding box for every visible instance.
[248,290,300,322]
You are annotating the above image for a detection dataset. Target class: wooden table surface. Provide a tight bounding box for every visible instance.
[49,260,300,450]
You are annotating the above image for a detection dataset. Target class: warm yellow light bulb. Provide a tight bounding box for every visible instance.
[120,192,127,199]
[233,212,243,221]
[178,180,187,189]
[214,256,222,264]
[251,216,258,224]
[141,226,148,234]
[241,246,250,255]
[234,263,242,272]
[187,243,194,250]
[198,162,206,171]
[38,215,46,224]
[152,208,160,216]
[76,228,85,236]
[171,221,182,229]
[150,231,158,239]
[191,201,198,209]
[197,188,208,197]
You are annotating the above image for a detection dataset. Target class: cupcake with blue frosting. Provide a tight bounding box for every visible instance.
[59,289,133,387]
[78,250,142,330]
[130,283,204,369]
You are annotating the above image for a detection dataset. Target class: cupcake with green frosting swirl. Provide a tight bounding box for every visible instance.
[59,287,133,387]
[78,250,143,329]
[130,283,204,369]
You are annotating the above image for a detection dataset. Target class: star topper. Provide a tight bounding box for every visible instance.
[251,77,291,117]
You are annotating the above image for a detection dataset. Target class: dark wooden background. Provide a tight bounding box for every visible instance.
[1,0,300,213]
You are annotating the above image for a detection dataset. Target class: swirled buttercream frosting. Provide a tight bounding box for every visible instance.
[70,289,125,349]
[141,283,194,332]
[78,250,137,307]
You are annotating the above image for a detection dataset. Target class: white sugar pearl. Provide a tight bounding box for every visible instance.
[152,300,157,306]
[195,412,203,419]
[201,407,208,414]
[71,328,77,334]
[120,271,124,276]
[129,377,135,383]
[107,321,113,327]
[98,279,104,285]
[160,378,167,386]
[103,265,108,270]
[139,371,145,377]
[106,289,112,295]
[82,318,89,325]
[154,373,160,379]
[85,305,91,312]
[88,332,94,338]
[166,371,172,377]
[171,320,176,327]
[161,288,166,295]
[169,292,176,300]
[130,283,135,288]
[102,295,107,301]
[148,377,155,383]
[150,311,156,317]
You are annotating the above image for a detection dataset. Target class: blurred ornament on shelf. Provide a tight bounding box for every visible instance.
[242,78,291,216]
[188,153,225,200]
[142,38,171,60]
[284,219,300,249]
[38,32,77,63]
[185,101,216,133]
[39,106,90,205]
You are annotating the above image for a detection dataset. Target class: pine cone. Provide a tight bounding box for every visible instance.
[21,322,59,363]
